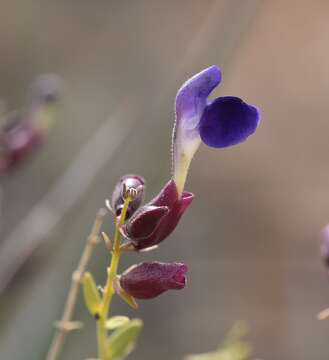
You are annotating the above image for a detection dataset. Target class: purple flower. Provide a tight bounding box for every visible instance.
[111,175,145,219]
[0,74,63,172]
[120,179,194,250]
[119,261,187,299]
[173,65,260,195]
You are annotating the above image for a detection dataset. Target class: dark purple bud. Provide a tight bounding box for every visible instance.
[321,225,329,268]
[111,175,145,219]
[120,261,187,299]
[120,179,194,250]
[0,114,42,171]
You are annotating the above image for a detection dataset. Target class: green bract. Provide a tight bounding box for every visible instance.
[185,322,252,360]
[83,272,101,317]
[106,316,130,330]
[106,319,143,360]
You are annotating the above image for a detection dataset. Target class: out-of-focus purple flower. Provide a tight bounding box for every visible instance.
[0,74,63,172]
[120,179,194,250]
[111,175,145,219]
[321,224,329,267]
[29,74,64,134]
[173,65,260,195]
[0,115,43,171]
[119,261,187,299]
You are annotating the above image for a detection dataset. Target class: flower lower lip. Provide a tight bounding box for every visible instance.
[173,265,188,287]
[173,274,186,287]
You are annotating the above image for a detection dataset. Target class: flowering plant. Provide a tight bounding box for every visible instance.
[47,65,260,360]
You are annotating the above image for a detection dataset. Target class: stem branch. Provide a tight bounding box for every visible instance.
[46,208,107,360]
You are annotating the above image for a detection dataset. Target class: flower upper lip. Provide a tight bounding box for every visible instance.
[172,65,260,195]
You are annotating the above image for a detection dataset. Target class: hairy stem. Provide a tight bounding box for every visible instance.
[97,197,131,360]
[46,208,107,360]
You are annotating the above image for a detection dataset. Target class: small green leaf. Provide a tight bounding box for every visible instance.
[224,321,248,345]
[107,319,143,360]
[82,272,102,317]
[106,316,130,330]
[184,322,252,360]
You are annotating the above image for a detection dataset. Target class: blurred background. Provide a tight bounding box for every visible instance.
[1,0,329,359]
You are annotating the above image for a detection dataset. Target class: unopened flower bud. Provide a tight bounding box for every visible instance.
[119,261,187,299]
[111,175,145,219]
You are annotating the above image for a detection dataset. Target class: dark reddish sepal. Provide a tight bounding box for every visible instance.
[120,179,194,250]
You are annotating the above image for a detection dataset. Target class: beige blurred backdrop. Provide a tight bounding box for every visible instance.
[1,1,329,359]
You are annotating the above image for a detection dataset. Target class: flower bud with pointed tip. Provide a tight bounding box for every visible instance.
[111,175,145,219]
[120,261,187,299]
[120,179,194,250]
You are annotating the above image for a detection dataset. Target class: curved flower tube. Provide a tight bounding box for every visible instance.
[119,261,187,299]
[173,65,260,195]
[120,179,194,251]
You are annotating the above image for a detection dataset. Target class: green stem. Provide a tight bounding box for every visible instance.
[97,197,131,360]
[97,319,107,359]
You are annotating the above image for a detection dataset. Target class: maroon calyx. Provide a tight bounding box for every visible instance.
[120,179,194,250]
